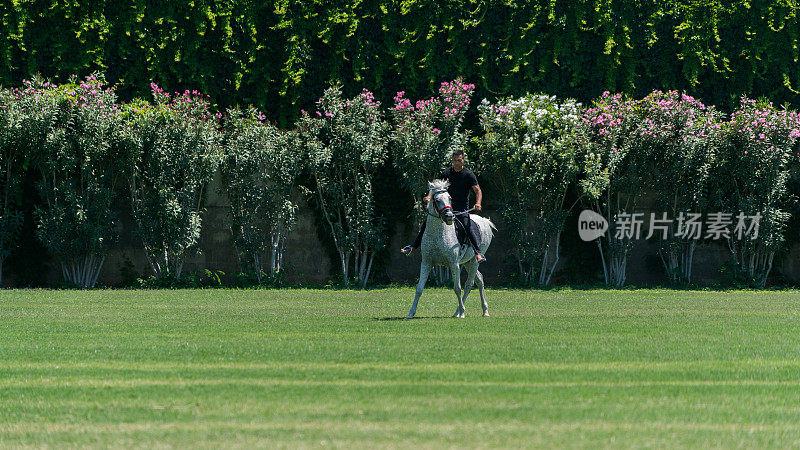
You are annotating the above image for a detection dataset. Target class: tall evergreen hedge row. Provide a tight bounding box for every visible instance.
[2,0,798,128]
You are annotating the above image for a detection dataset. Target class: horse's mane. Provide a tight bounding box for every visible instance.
[429,179,450,191]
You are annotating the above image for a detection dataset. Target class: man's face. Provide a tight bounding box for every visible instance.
[452,154,464,171]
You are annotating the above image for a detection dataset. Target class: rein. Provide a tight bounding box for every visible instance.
[427,189,477,221]
[427,207,476,221]
[426,209,443,220]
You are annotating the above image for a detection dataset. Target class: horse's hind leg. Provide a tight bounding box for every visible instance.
[475,270,489,317]
[407,260,432,319]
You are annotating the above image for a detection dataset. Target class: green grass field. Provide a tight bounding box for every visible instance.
[2,288,800,448]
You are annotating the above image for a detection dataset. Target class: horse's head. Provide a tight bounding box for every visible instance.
[428,179,454,226]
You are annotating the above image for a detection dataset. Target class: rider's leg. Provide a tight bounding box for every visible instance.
[458,214,485,263]
[402,221,426,255]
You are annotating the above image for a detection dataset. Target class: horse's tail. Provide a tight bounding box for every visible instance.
[478,216,497,240]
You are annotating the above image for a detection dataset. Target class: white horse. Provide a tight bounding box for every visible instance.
[406,179,496,319]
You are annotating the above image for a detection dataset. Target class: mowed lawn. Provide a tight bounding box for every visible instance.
[2,288,800,448]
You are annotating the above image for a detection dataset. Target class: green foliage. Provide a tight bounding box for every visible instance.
[635,91,724,284]
[638,91,722,213]
[2,59,800,288]
[31,74,124,288]
[121,84,221,280]
[299,83,389,288]
[220,107,302,280]
[712,97,800,286]
[136,269,287,289]
[391,79,475,221]
[7,1,799,129]
[476,94,586,285]
[581,92,647,286]
[0,85,32,284]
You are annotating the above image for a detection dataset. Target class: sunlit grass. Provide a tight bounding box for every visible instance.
[1,288,799,447]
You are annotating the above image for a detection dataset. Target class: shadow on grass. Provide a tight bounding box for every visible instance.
[373,316,452,321]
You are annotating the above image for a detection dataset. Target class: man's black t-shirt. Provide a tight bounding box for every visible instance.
[438,167,478,211]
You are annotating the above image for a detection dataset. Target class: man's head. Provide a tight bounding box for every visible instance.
[451,149,464,171]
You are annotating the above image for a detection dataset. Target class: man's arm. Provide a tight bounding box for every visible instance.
[472,184,482,210]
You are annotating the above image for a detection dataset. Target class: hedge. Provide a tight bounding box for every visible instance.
[2,0,798,130]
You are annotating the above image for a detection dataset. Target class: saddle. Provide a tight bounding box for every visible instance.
[454,214,481,248]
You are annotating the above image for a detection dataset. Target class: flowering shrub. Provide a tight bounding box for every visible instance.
[715,97,800,286]
[477,94,586,285]
[299,83,389,288]
[29,74,125,288]
[121,84,221,280]
[580,91,644,287]
[4,70,800,288]
[391,78,475,220]
[635,91,723,284]
[220,107,301,281]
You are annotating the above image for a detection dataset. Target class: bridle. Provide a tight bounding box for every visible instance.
[426,189,449,222]
[427,189,476,222]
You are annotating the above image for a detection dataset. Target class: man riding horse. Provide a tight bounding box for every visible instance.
[401,149,486,263]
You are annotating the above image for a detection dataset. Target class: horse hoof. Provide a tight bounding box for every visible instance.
[483,312,490,317]
[405,314,414,320]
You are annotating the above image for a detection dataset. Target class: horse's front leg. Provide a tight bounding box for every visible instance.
[460,259,479,316]
[407,260,432,319]
[451,263,465,318]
